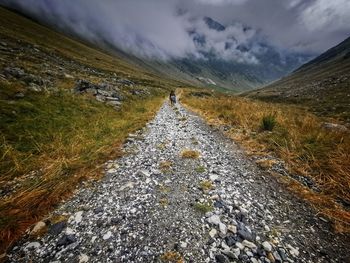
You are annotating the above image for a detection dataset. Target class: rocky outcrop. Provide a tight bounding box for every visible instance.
[74,80,123,109]
[2,67,51,92]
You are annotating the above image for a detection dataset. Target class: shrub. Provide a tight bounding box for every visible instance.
[261,114,277,131]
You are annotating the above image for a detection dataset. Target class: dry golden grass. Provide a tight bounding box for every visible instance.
[159,161,173,172]
[182,90,350,232]
[160,251,184,263]
[0,88,164,254]
[181,149,200,159]
[256,159,278,169]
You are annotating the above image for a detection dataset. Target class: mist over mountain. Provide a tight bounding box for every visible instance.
[2,0,348,90]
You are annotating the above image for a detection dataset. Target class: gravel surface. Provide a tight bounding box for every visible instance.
[7,102,350,263]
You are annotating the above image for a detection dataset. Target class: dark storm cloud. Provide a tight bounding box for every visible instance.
[0,0,349,61]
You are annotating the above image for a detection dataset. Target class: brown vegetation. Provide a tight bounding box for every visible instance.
[182,90,350,232]
[181,149,200,159]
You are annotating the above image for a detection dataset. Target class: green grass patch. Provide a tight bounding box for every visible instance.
[195,166,206,173]
[194,200,213,213]
[0,83,165,252]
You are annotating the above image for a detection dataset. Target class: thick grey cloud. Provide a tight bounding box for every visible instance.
[0,0,349,61]
[180,0,350,53]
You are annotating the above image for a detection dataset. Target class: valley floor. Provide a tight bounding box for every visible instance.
[7,102,350,263]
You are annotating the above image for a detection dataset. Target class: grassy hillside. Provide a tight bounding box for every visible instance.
[245,37,350,122]
[0,6,184,254]
[182,90,350,232]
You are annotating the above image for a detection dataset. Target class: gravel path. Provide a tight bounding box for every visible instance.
[8,102,349,263]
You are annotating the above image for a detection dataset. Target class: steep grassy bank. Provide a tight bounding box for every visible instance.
[0,82,165,253]
[182,90,350,232]
[0,6,182,254]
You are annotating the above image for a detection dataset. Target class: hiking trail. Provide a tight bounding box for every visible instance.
[8,102,349,263]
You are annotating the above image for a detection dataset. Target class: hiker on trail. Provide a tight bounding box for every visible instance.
[169,90,176,106]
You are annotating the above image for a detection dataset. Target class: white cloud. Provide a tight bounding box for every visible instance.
[300,0,350,32]
[193,0,248,6]
[285,0,302,9]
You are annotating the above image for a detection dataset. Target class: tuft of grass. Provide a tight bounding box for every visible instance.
[159,160,173,174]
[191,137,199,145]
[158,184,171,193]
[181,149,200,159]
[160,251,184,263]
[182,89,350,232]
[157,142,167,150]
[261,114,277,131]
[194,201,213,213]
[195,166,206,173]
[159,198,169,208]
[199,180,214,191]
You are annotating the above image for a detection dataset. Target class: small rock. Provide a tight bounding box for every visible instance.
[207,215,221,225]
[287,244,299,257]
[214,200,225,208]
[237,225,254,241]
[103,231,112,240]
[49,221,66,235]
[236,242,245,250]
[225,235,236,246]
[25,242,40,251]
[209,228,217,238]
[93,207,104,214]
[180,241,187,248]
[57,234,77,246]
[267,252,275,263]
[14,92,25,98]
[119,182,134,191]
[262,241,273,252]
[30,221,46,235]
[321,122,348,132]
[64,73,74,79]
[78,254,89,263]
[222,250,237,260]
[215,254,229,263]
[219,223,227,235]
[242,240,257,249]
[232,248,240,258]
[273,251,282,262]
[227,225,237,234]
[209,174,219,181]
[74,211,83,224]
[278,248,287,261]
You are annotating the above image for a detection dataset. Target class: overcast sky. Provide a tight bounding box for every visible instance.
[1,0,349,61]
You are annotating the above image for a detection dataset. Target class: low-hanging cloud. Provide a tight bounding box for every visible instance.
[0,0,349,62]
[0,0,264,63]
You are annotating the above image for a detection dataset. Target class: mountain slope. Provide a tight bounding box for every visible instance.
[0,6,185,254]
[245,36,350,122]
